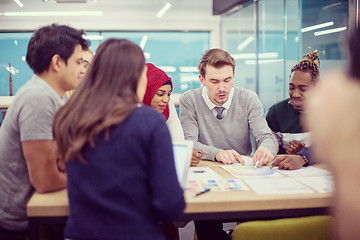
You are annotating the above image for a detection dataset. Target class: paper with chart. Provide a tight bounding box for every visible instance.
[242,177,314,195]
[186,178,250,192]
[294,175,334,193]
[186,167,249,192]
[275,166,331,177]
[221,164,283,178]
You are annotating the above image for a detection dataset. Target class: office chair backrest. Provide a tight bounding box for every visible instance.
[232,215,334,240]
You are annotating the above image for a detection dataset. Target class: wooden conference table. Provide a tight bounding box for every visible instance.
[27,160,333,239]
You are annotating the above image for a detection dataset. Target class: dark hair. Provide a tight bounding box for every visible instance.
[162,80,172,86]
[198,48,236,78]
[26,23,90,74]
[53,38,145,162]
[347,27,360,80]
[291,47,324,82]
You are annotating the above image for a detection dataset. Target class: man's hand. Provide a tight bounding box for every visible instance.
[215,150,244,165]
[191,148,204,167]
[253,146,274,167]
[285,140,305,154]
[57,157,66,173]
[270,155,306,170]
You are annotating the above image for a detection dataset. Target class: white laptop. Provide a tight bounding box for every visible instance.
[172,140,194,188]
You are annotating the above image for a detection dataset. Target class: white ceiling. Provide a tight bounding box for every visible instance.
[0,0,220,32]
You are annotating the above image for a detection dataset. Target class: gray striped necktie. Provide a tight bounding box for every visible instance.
[214,106,225,120]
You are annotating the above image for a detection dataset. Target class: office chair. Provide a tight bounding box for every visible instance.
[232,215,334,240]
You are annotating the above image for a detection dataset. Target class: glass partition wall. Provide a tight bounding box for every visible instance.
[0,0,352,103]
[221,0,349,113]
[301,0,349,72]
[0,31,209,96]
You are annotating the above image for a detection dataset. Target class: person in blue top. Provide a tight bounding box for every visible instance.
[52,38,185,240]
[266,47,323,170]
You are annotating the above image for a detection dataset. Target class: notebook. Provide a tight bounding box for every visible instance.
[172,140,194,188]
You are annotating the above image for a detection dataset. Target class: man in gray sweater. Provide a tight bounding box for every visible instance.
[179,48,278,240]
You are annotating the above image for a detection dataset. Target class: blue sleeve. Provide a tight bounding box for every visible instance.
[297,147,312,166]
[148,114,186,222]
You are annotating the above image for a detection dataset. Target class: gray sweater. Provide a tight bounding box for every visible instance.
[179,87,278,161]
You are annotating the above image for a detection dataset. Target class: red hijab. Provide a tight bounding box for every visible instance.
[143,63,173,120]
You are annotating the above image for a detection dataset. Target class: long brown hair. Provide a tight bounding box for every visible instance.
[53,38,146,162]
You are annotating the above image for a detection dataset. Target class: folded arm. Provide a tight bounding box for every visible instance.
[23,140,67,193]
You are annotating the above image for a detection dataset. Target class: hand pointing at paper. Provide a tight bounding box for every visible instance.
[253,146,274,168]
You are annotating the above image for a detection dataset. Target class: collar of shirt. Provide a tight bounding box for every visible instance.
[201,86,234,110]
[201,86,234,117]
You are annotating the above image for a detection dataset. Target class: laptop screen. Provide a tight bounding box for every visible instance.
[172,140,194,188]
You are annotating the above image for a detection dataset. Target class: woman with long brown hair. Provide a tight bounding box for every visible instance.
[53,38,185,240]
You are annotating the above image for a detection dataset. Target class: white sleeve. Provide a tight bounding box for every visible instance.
[166,99,185,141]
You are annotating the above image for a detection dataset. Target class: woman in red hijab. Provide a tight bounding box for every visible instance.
[143,63,172,120]
[143,63,204,164]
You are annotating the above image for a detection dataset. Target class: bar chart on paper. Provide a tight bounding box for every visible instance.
[186,167,249,192]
